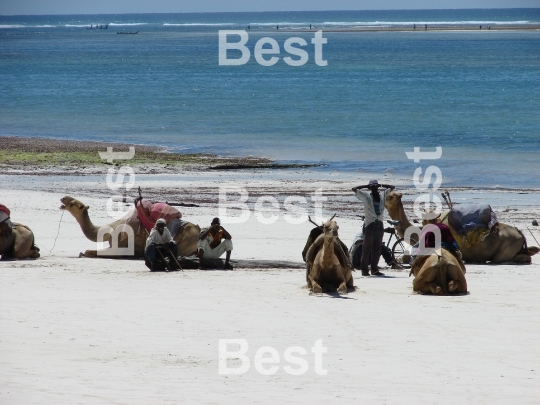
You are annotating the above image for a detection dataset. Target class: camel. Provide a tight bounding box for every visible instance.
[305,219,353,294]
[385,191,539,264]
[410,249,467,295]
[0,221,40,259]
[60,196,200,258]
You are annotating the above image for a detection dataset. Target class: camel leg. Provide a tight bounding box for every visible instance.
[82,249,98,257]
[81,248,134,259]
[346,273,354,289]
[448,267,468,293]
[310,278,323,294]
[413,274,442,295]
[414,282,442,295]
[448,280,466,293]
[28,246,40,259]
[12,232,36,259]
[509,253,532,264]
[337,281,347,295]
[305,262,312,286]
[309,262,322,293]
[332,265,347,294]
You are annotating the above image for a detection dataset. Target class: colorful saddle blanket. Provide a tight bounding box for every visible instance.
[445,204,498,249]
[447,204,498,235]
[135,199,182,231]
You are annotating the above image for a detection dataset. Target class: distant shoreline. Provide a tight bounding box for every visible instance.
[0,136,321,175]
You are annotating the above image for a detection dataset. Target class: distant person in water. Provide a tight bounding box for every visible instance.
[248,25,250,30]
[310,24,312,29]
[425,24,427,30]
[277,25,279,30]
[351,180,395,276]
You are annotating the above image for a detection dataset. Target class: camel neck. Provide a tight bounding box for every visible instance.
[321,235,335,268]
[77,211,101,242]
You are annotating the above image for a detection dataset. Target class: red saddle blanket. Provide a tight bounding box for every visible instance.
[135,199,182,231]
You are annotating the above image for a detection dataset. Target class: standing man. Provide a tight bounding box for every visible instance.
[349,226,404,270]
[198,217,233,270]
[351,180,395,276]
[144,218,179,271]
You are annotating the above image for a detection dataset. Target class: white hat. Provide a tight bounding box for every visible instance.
[421,210,441,221]
[156,218,167,225]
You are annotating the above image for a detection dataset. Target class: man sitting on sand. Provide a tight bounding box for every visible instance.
[198,217,233,270]
[351,179,395,276]
[144,218,179,271]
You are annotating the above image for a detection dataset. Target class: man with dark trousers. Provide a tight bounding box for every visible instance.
[351,180,395,276]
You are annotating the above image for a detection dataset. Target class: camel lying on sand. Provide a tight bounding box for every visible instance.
[60,196,200,258]
[410,249,467,295]
[305,219,353,294]
[0,221,40,259]
[385,191,539,264]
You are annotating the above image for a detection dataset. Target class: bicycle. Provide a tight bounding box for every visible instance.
[384,219,410,266]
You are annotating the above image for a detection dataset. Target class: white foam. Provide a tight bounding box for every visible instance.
[249,22,308,26]
[163,23,236,26]
[107,23,148,26]
[321,20,532,26]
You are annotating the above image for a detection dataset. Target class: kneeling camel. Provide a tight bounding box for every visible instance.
[411,249,467,295]
[305,219,353,294]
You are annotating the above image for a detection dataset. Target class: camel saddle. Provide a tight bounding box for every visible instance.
[135,199,182,231]
[447,204,498,235]
[445,204,498,249]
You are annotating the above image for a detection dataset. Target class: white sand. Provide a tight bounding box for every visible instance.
[1,175,539,404]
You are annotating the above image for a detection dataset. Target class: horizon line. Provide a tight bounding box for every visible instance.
[1,7,539,17]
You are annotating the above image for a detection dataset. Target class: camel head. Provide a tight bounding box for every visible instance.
[60,196,90,221]
[385,191,403,220]
[322,220,339,238]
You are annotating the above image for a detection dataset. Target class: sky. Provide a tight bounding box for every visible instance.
[0,0,539,15]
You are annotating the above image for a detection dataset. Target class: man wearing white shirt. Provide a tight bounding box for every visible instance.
[144,218,178,270]
[351,179,395,276]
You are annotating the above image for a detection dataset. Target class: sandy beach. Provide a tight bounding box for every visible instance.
[1,141,540,403]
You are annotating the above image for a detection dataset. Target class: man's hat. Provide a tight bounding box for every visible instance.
[0,204,14,229]
[211,217,221,225]
[368,179,380,187]
[421,209,441,220]
[156,218,167,225]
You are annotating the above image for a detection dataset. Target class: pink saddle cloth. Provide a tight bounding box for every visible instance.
[135,199,182,231]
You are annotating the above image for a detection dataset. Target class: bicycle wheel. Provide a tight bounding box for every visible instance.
[392,238,408,263]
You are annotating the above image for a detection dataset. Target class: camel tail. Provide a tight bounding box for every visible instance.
[438,255,449,295]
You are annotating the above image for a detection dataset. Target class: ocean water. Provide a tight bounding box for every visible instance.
[1,9,539,188]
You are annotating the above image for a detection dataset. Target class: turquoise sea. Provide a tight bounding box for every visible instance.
[1,9,539,188]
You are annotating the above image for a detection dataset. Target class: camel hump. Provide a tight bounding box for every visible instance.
[305,234,325,264]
